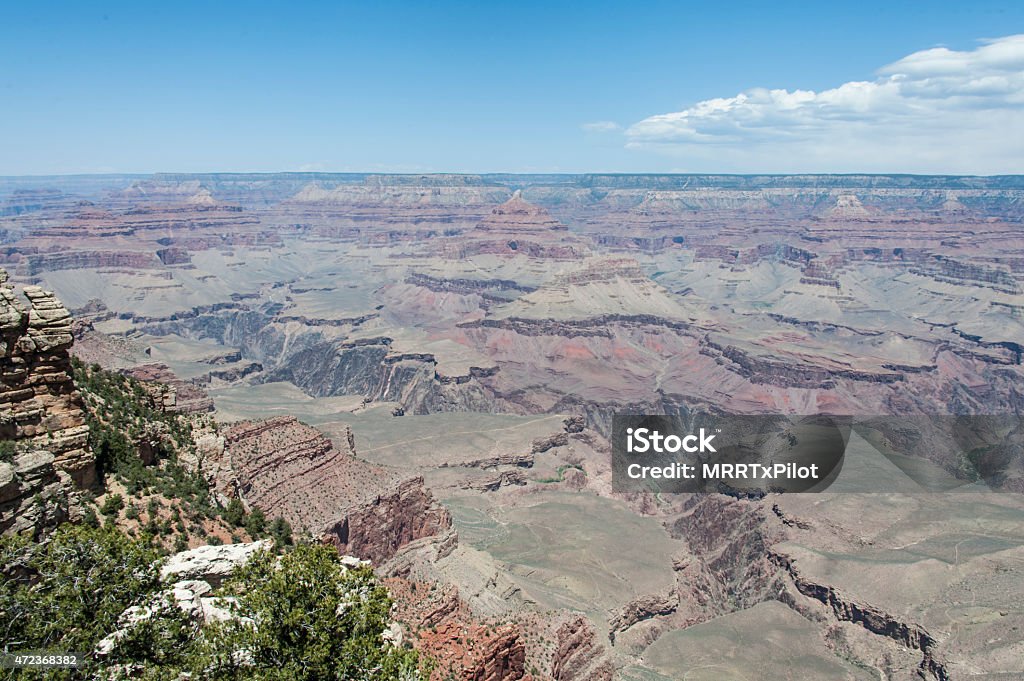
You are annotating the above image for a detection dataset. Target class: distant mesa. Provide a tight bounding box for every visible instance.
[186,188,218,207]
[286,180,508,207]
[113,179,206,202]
[826,194,871,219]
[476,190,566,234]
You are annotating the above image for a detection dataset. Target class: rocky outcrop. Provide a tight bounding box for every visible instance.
[159,539,273,587]
[156,246,192,265]
[193,361,263,384]
[0,271,95,489]
[461,470,527,492]
[531,432,568,453]
[0,450,73,536]
[551,617,614,681]
[386,576,530,681]
[445,452,534,469]
[100,540,373,660]
[665,496,788,628]
[463,625,527,681]
[324,476,455,566]
[769,548,949,680]
[562,416,585,433]
[216,416,453,565]
[608,590,680,639]
[121,363,215,413]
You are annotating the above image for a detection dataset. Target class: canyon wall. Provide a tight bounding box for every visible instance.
[214,415,453,565]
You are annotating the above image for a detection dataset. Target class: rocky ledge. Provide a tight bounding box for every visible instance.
[212,416,453,564]
[0,449,74,536]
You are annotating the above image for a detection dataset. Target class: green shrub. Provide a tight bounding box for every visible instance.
[100,493,125,517]
[0,524,164,677]
[191,544,423,680]
[0,440,17,462]
[1,525,426,679]
[244,507,266,537]
[223,497,245,527]
[269,516,293,548]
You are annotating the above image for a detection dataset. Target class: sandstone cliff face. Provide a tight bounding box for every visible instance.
[462,625,527,681]
[23,250,161,275]
[0,270,94,489]
[216,416,452,564]
[385,576,529,681]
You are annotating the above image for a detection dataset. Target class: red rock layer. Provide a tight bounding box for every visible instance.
[386,577,530,681]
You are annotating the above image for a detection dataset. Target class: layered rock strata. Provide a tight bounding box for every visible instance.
[0,270,94,488]
[551,617,615,681]
[216,416,453,564]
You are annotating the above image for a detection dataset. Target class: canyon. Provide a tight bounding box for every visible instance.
[2,172,1023,679]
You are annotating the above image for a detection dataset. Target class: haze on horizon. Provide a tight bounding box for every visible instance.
[2,0,1023,176]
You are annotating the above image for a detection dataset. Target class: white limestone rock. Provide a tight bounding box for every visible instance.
[160,539,272,586]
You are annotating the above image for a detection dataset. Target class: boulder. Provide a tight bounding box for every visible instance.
[159,540,272,586]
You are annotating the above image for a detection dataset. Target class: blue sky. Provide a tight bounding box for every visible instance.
[2,1,1023,174]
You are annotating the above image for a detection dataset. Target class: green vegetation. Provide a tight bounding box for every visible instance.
[69,359,292,552]
[244,507,266,537]
[0,440,18,463]
[0,524,165,679]
[0,525,424,680]
[0,361,423,678]
[194,544,423,680]
[99,493,124,517]
[535,463,585,484]
[72,358,193,486]
[223,497,246,527]
[268,515,294,548]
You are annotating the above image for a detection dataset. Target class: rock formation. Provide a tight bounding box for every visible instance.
[214,416,453,564]
[5,173,1024,677]
[551,617,614,681]
[121,363,215,413]
[386,576,530,681]
[451,191,584,259]
[160,539,273,586]
[0,449,73,536]
[0,270,94,489]
[476,191,566,234]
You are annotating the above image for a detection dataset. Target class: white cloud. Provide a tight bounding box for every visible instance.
[582,121,622,133]
[625,35,1024,173]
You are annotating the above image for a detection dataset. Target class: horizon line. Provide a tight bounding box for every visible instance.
[4,170,1024,180]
